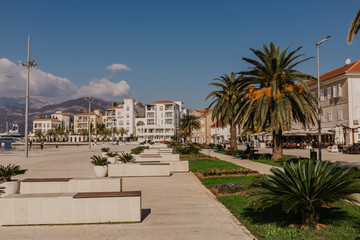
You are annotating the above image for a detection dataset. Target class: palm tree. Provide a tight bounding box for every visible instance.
[102,128,111,141]
[118,127,128,141]
[237,43,317,160]
[179,115,200,143]
[46,129,56,141]
[79,128,88,142]
[348,9,360,44]
[206,72,244,150]
[252,159,360,226]
[56,127,66,142]
[34,130,44,142]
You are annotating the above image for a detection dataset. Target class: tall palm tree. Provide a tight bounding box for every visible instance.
[179,115,200,143]
[46,129,56,141]
[102,128,112,141]
[56,127,66,142]
[79,128,88,142]
[348,9,360,44]
[118,127,128,141]
[34,130,44,142]
[237,43,318,160]
[206,73,243,150]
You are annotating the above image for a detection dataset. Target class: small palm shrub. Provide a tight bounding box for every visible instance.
[131,146,147,155]
[90,155,110,166]
[106,152,118,158]
[0,164,27,182]
[252,159,360,226]
[118,153,135,163]
[100,147,110,153]
[0,186,5,195]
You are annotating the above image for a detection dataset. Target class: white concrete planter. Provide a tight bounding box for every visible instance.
[101,152,108,157]
[94,166,108,177]
[0,181,20,197]
[107,157,117,164]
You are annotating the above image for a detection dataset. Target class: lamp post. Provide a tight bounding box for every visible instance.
[18,35,37,158]
[88,84,92,149]
[316,35,331,161]
[111,118,116,145]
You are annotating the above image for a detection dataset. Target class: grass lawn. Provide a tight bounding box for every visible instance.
[188,158,246,172]
[219,195,360,240]
[189,156,360,240]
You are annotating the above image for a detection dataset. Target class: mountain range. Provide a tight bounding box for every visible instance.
[0,97,113,134]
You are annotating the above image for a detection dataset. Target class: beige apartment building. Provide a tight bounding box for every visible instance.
[73,109,103,134]
[306,60,360,144]
[190,109,214,144]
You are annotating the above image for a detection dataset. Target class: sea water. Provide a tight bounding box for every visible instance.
[0,140,12,150]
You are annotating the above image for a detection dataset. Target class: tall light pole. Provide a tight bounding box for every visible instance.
[316,35,331,161]
[18,35,37,158]
[88,84,92,149]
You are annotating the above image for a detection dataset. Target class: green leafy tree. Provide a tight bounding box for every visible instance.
[252,159,360,226]
[102,128,111,141]
[46,129,56,141]
[118,127,128,141]
[179,115,201,143]
[34,130,44,142]
[206,72,244,150]
[348,9,360,44]
[237,43,317,160]
[79,128,88,142]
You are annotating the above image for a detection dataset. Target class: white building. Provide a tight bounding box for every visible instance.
[73,109,103,134]
[33,118,62,135]
[51,111,73,131]
[136,100,183,142]
[103,97,145,140]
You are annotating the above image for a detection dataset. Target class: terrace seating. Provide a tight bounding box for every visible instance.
[0,191,141,225]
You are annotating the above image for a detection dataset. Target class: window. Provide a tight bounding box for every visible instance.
[160,106,163,111]
[327,87,331,99]
[327,112,332,122]
[321,114,325,122]
[338,84,342,97]
[333,85,338,98]
[338,109,343,121]
[201,127,205,133]
[320,89,324,101]
[201,120,204,124]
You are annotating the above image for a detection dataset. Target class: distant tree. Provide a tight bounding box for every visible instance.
[118,127,128,141]
[34,130,43,142]
[179,115,200,143]
[79,128,88,141]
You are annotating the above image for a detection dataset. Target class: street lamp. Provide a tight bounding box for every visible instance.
[316,35,331,161]
[88,84,92,149]
[111,118,116,145]
[18,35,37,158]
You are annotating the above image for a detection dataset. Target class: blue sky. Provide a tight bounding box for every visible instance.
[0,0,359,109]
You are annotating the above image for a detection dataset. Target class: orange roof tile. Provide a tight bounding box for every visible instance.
[210,120,225,128]
[33,118,61,122]
[306,60,360,86]
[52,112,73,116]
[107,106,123,110]
[75,113,97,116]
[150,100,174,104]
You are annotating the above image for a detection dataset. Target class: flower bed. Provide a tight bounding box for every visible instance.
[214,183,246,194]
[202,168,258,177]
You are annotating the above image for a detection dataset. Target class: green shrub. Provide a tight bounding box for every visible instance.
[100,147,110,153]
[90,155,110,166]
[118,153,135,163]
[252,159,360,226]
[0,164,27,182]
[106,151,118,157]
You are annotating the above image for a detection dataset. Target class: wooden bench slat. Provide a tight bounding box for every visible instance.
[73,191,141,199]
[140,163,169,165]
[22,178,72,182]
[135,161,161,163]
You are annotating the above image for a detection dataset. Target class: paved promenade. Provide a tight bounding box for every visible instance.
[0,145,255,240]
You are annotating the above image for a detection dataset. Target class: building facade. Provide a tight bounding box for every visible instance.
[306,60,360,144]
[73,109,103,134]
[50,111,73,131]
[136,100,183,142]
[33,118,62,135]
[190,109,214,144]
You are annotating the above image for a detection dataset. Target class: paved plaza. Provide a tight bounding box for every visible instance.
[0,145,254,240]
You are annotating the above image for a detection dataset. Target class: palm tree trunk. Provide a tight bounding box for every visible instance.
[271,129,283,160]
[230,124,237,150]
[188,133,192,143]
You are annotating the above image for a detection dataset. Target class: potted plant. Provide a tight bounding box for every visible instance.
[118,153,135,164]
[0,164,27,197]
[90,155,110,177]
[101,147,110,157]
[106,151,118,164]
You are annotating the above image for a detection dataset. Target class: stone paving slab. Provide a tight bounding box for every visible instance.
[0,145,255,240]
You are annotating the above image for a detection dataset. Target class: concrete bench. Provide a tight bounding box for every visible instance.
[20,178,122,194]
[0,191,141,225]
[141,153,161,158]
[135,155,180,162]
[108,163,171,177]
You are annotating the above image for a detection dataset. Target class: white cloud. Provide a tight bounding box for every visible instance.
[75,78,130,98]
[106,63,130,75]
[0,58,131,101]
[0,58,77,98]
